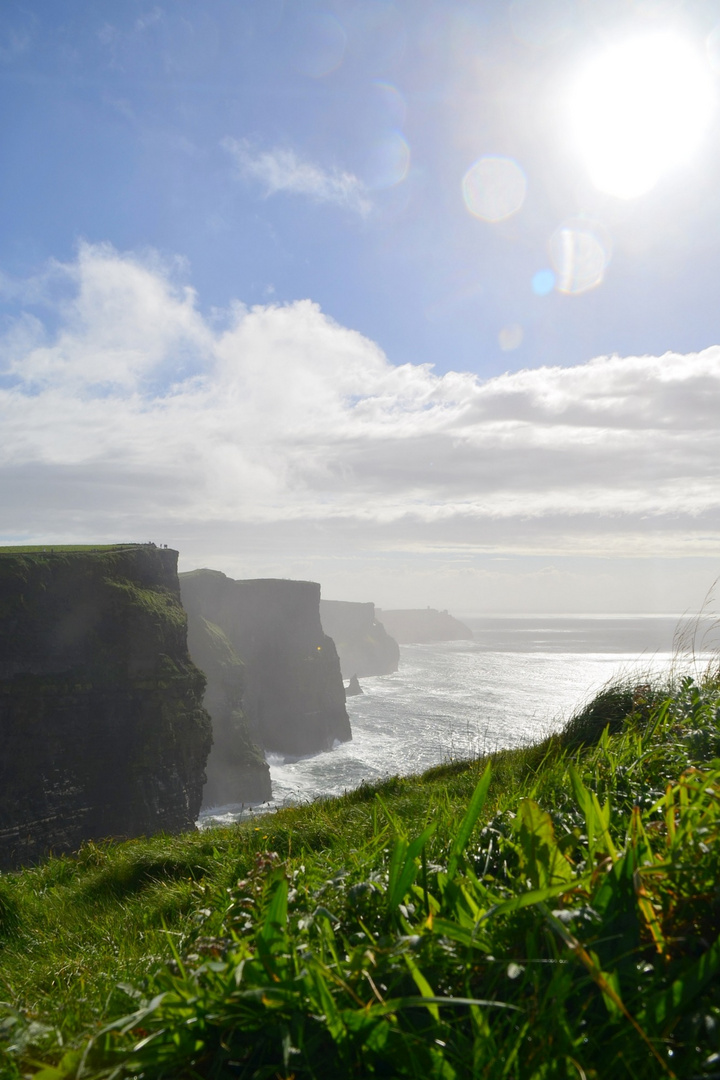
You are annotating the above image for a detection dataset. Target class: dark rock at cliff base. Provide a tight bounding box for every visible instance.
[374,608,473,644]
[319,600,400,678]
[180,571,351,765]
[345,674,363,697]
[183,607,271,808]
[0,545,212,870]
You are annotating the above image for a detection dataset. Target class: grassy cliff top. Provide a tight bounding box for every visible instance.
[1,669,719,1078]
[0,543,157,554]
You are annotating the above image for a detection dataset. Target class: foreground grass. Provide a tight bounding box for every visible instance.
[1,672,719,1078]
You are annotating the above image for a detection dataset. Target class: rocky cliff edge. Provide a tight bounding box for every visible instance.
[0,545,212,869]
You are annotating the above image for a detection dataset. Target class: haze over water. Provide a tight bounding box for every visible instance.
[200,614,717,827]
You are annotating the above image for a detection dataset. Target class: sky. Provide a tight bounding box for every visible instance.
[1,0,720,614]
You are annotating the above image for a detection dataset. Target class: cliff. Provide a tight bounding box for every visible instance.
[0,545,212,870]
[182,604,271,808]
[374,608,473,644]
[180,571,351,762]
[319,600,399,678]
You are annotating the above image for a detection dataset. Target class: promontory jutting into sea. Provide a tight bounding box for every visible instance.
[0,543,712,869]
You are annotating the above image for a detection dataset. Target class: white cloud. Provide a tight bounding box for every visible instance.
[2,242,211,391]
[0,242,719,611]
[223,139,371,215]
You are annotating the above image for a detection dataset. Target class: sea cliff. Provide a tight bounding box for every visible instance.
[180,572,351,770]
[319,599,400,678]
[181,591,271,808]
[0,545,211,870]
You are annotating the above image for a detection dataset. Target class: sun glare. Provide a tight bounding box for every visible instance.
[568,33,714,198]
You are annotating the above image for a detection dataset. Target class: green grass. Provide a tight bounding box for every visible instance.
[1,670,719,1078]
[0,545,148,555]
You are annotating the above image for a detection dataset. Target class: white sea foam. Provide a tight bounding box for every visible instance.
[199,616,715,829]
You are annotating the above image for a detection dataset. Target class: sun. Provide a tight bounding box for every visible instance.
[567,32,715,199]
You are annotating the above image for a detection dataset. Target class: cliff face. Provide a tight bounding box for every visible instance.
[374,608,473,644]
[319,600,399,678]
[180,571,351,761]
[0,546,212,870]
[183,603,271,808]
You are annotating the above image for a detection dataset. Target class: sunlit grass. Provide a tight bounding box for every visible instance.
[1,669,719,1078]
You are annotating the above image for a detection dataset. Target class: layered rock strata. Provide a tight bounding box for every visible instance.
[180,572,351,776]
[319,600,400,678]
[0,546,212,870]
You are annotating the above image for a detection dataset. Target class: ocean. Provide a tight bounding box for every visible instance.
[199,614,718,827]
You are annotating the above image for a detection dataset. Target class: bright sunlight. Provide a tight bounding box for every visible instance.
[568,32,715,199]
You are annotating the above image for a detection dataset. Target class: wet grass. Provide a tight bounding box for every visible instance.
[1,669,719,1078]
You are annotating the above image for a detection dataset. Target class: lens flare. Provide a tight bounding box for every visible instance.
[498,324,524,351]
[550,220,611,295]
[532,268,556,296]
[568,32,714,198]
[371,81,408,127]
[293,12,347,78]
[365,131,410,189]
[462,156,527,222]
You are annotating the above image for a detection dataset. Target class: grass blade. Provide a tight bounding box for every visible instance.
[641,933,720,1032]
[447,762,492,880]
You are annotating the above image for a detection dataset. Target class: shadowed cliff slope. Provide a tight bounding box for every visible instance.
[319,600,399,678]
[183,604,271,808]
[0,545,212,870]
[375,608,473,644]
[180,571,351,763]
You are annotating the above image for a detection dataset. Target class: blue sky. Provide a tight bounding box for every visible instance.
[1,0,720,613]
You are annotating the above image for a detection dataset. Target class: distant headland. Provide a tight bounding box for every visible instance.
[375,607,473,644]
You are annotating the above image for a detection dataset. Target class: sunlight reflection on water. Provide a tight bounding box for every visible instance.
[199,635,703,829]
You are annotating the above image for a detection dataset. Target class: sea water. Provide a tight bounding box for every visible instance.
[199,614,717,827]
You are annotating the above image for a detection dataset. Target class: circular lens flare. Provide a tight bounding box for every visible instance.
[462,156,527,222]
[366,131,410,189]
[568,33,714,198]
[498,324,524,351]
[293,12,347,78]
[532,268,556,295]
[550,221,611,294]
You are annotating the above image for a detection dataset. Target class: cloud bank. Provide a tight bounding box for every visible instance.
[0,243,718,606]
